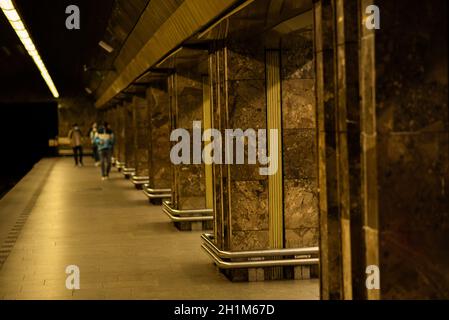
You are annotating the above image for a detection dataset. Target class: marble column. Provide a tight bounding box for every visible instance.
[104,108,113,162]
[368,0,449,299]
[110,106,119,163]
[209,26,319,281]
[132,96,150,178]
[281,23,319,280]
[146,82,172,202]
[314,0,371,300]
[117,104,126,168]
[168,63,210,230]
[124,101,136,173]
[210,38,269,266]
[313,0,448,299]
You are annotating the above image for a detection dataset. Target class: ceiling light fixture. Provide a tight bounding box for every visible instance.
[0,0,59,98]
[98,40,114,53]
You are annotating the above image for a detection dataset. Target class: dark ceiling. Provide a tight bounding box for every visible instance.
[0,0,149,103]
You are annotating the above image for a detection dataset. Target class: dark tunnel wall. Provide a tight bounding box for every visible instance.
[0,103,58,198]
[375,0,449,299]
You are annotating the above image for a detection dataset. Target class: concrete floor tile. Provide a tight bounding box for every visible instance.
[0,158,319,300]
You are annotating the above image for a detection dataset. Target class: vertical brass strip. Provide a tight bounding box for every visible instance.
[359,0,380,300]
[202,75,214,211]
[147,88,154,188]
[266,50,284,251]
[223,45,233,251]
[209,53,218,243]
[168,74,179,208]
[132,98,138,173]
[216,50,226,249]
[121,105,126,164]
[334,0,353,300]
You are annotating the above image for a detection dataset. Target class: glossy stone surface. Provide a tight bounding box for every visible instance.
[133,97,150,176]
[281,27,319,249]
[375,0,449,299]
[124,103,136,168]
[225,39,269,252]
[147,85,172,189]
[171,70,207,211]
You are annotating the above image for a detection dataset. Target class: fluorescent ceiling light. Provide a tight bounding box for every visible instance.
[0,0,59,98]
[99,41,114,53]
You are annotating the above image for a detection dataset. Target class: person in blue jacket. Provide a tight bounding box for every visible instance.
[94,123,115,180]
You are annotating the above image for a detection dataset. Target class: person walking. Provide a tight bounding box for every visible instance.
[68,123,84,167]
[94,123,115,180]
[89,122,100,167]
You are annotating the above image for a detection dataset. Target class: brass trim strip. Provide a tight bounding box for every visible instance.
[266,50,284,250]
[208,53,218,243]
[202,75,214,212]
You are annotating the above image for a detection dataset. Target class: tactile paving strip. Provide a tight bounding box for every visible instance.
[0,162,55,270]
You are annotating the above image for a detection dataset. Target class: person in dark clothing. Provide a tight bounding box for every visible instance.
[94,124,115,180]
[68,124,84,167]
[89,122,100,166]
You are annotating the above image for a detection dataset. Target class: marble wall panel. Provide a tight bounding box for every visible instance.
[375,0,449,299]
[124,103,136,168]
[231,230,270,251]
[117,106,126,163]
[172,70,206,210]
[147,85,172,190]
[225,38,269,251]
[281,27,319,249]
[230,180,269,232]
[134,97,150,176]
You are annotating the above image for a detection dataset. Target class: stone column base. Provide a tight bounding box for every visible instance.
[174,220,213,232]
[220,265,319,282]
[149,198,163,205]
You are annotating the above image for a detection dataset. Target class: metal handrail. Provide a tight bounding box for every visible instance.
[143,188,172,199]
[201,233,319,259]
[162,200,213,216]
[132,176,149,185]
[146,187,172,193]
[123,168,136,178]
[143,186,172,199]
[132,175,149,181]
[201,245,319,269]
[162,200,213,223]
[163,206,214,222]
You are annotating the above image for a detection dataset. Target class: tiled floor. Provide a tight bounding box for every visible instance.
[0,158,319,300]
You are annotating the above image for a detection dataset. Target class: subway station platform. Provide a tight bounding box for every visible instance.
[0,158,318,300]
